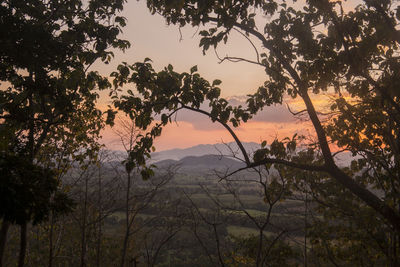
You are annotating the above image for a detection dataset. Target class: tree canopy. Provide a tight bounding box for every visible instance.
[0,0,129,265]
[0,0,129,158]
[0,0,129,209]
[111,0,400,236]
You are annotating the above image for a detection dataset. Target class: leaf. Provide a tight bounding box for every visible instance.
[212,79,222,86]
[253,149,267,162]
[105,109,117,126]
[140,167,154,180]
[261,140,267,148]
[161,114,168,124]
[115,16,126,27]
[190,65,198,74]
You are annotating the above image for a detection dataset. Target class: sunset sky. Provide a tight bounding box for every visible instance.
[99,1,357,151]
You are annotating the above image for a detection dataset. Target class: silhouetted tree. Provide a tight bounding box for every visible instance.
[111,0,400,264]
[0,0,129,265]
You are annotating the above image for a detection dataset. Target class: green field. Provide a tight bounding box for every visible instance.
[227,225,271,237]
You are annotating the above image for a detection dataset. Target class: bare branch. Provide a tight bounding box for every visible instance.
[179,102,251,165]
[232,27,260,63]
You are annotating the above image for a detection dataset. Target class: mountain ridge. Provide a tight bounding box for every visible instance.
[154,154,246,173]
[150,141,260,162]
[110,141,354,167]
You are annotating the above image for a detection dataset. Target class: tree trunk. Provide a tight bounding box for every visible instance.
[120,172,132,267]
[80,175,88,267]
[304,189,308,267]
[17,223,27,267]
[256,229,263,267]
[48,213,54,267]
[96,165,102,267]
[0,220,10,266]
[213,224,225,267]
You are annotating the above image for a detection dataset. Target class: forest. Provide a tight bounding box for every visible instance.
[0,0,399,266]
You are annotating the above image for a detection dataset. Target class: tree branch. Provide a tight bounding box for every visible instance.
[179,103,251,165]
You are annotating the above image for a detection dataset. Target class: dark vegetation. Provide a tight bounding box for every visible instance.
[1,0,400,266]
[0,150,311,266]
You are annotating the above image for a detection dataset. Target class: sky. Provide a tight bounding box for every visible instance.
[99,0,358,152]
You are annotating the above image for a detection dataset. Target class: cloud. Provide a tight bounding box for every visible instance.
[172,107,224,131]
[252,104,296,123]
[167,96,296,131]
[150,120,314,151]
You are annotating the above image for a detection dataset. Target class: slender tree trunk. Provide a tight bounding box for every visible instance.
[17,75,34,267]
[80,176,88,267]
[96,166,102,267]
[17,223,27,267]
[48,212,54,267]
[120,172,132,267]
[0,220,10,266]
[212,224,224,267]
[256,229,263,267]
[304,189,308,267]
[120,229,129,267]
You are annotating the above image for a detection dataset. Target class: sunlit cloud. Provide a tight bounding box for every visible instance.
[101,114,314,152]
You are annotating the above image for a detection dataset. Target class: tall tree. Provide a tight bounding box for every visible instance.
[0,0,129,266]
[110,0,400,263]
[113,117,141,267]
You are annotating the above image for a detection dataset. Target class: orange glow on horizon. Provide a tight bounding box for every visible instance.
[101,119,315,152]
[99,90,356,152]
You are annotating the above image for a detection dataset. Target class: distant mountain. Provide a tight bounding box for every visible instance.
[151,142,260,162]
[334,151,358,167]
[155,154,246,173]
[111,141,355,168]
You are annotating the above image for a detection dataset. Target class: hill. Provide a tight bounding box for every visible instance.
[151,141,260,162]
[155,154,246,174]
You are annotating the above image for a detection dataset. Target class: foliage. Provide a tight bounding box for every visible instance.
[0,0,129,265]
[0,0,129,154]
[0,0,129,218]
[109,0,400,264]
[228,234,297,266]
[0,153,74,225]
